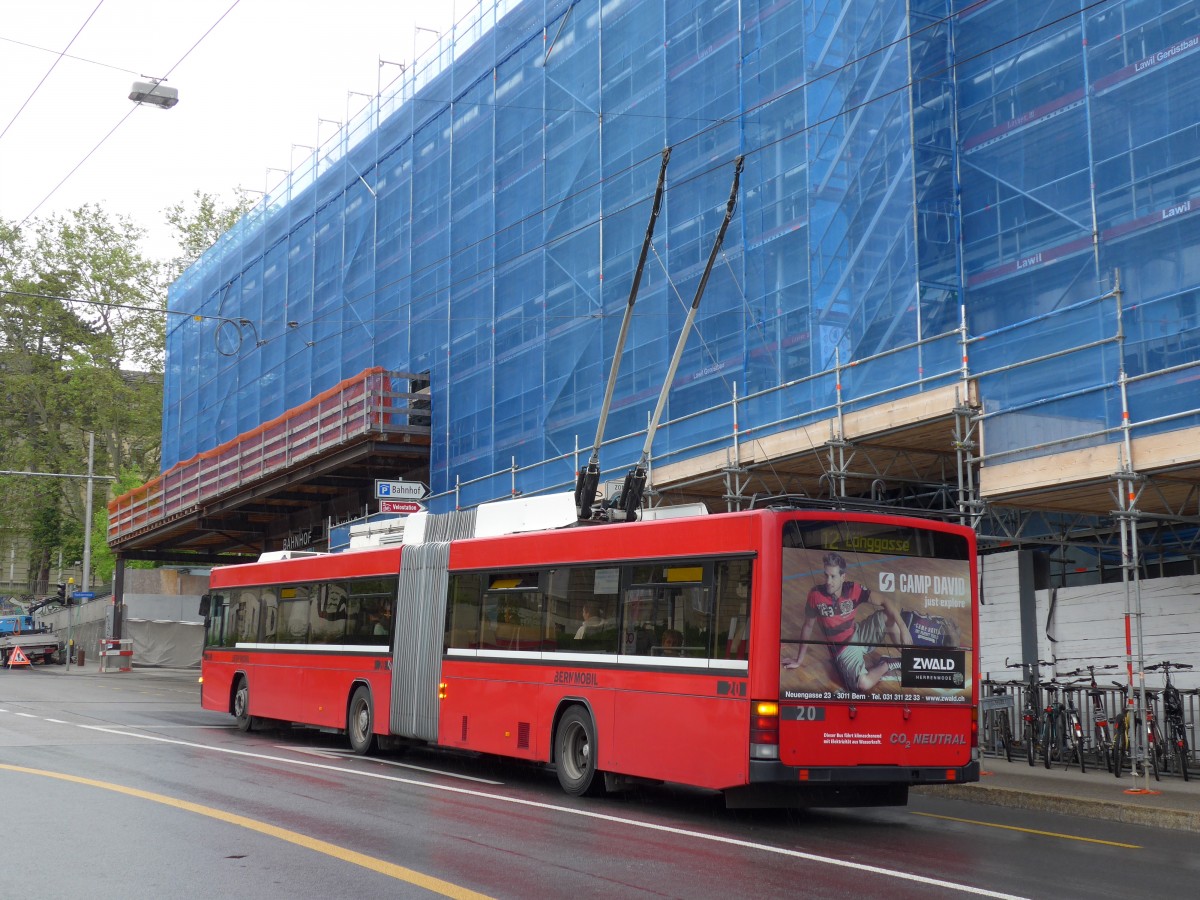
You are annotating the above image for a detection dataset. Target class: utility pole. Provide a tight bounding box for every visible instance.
[1,443,114,597]
[83,432,94,593]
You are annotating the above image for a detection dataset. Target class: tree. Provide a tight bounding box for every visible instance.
[163,189,254,281]
[0,205,163,591]
[0,191,250,593]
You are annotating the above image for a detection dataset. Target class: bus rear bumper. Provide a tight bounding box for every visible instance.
[725,760,980,808]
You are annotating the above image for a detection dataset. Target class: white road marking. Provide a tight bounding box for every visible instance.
[10,713,1027,898]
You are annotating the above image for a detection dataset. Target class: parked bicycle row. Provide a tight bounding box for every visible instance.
[980,659,1195,781]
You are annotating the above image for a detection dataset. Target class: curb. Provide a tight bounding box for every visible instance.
[914,782,1200,833]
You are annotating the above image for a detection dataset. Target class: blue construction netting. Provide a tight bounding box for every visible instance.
[164,0,1200,508]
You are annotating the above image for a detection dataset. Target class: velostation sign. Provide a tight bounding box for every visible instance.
[380,500,426,514]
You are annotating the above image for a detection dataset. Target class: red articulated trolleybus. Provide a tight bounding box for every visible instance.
[200,499,979,808]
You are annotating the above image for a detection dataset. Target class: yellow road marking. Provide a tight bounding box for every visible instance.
[0,763,493,899]
[912,811,1141,848]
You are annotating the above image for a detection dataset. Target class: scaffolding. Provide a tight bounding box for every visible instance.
[152,1,1200,562]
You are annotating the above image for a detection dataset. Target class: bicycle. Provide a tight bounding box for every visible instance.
[1039,680,1085,772]
[1067,664,1117,772]
[1112,680,1160,781]
[1147,661,1192,781]
[1007,658,1052,767]
[1059,679,1089,773]
[981,679,1016,762]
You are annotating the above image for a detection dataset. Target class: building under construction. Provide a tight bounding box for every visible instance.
[109,0,1200,677]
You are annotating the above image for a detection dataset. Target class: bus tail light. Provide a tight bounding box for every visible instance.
[750,700,779,760]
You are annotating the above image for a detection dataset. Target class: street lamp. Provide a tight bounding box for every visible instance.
[129,78,178,109]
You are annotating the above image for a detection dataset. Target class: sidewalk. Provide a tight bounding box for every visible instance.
[919,754,1200,832]
[12,659,200,680]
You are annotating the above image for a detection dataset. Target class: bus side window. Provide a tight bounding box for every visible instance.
[712,559,751,659]
[547,567,618,654]
[477,572,543,651]
[276,585,313,644]
[445,573,483,650]
[234,589,262,644]
[311,585,347,644]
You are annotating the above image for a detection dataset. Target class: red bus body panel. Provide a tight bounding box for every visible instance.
[201,509,978,800]
[202,649,393,734]
[438,661,750,790]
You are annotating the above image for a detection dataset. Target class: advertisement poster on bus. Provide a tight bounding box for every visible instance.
[779,546,973,704]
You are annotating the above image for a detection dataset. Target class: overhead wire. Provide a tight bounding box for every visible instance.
[17,0,244,227]
[0,0,107,144]
[0,34,141,76]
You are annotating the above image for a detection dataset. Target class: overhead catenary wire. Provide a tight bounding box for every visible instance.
[0,34,141,77]
[0,0,106,145]
[16,0,244,226]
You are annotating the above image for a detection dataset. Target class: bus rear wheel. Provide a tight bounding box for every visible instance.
[348,686,376,755]
[233,677,252,732]
[555,707,605,797]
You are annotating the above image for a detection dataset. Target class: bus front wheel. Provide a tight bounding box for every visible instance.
[233,677,252,732]
[555,706,605,797]
[348,686,376,755]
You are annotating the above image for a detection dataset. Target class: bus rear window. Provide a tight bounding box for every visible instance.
[780,520,973,703]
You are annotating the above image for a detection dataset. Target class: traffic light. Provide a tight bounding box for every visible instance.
[55,582,66,604]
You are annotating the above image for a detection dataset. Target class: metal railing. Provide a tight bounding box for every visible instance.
[108,369,429,545]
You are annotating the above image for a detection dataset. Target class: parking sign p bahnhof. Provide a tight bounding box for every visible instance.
[375,479,428,500]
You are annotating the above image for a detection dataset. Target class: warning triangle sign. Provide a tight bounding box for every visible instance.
[7,646,32,667]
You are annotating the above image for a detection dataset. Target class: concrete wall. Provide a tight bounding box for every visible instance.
[121,569,209,623]
[980,552,1200,690]
[33,567,210,668]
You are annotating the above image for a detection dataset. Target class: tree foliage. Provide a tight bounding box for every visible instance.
[0,192,248,594]
[163,189,254,282]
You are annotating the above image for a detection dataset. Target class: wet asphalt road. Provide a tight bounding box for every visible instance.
[1,666,1196,899]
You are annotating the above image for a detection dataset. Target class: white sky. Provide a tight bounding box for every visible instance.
[0,0,462,260]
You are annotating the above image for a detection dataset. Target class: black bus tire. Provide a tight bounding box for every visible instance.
[233,677,253,732]
[348,686,376,755]
[555,706,605,797]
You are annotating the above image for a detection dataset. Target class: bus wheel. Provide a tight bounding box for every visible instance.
[348,686,376,755]
[233,677,253,732]
[555,706,605,797]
